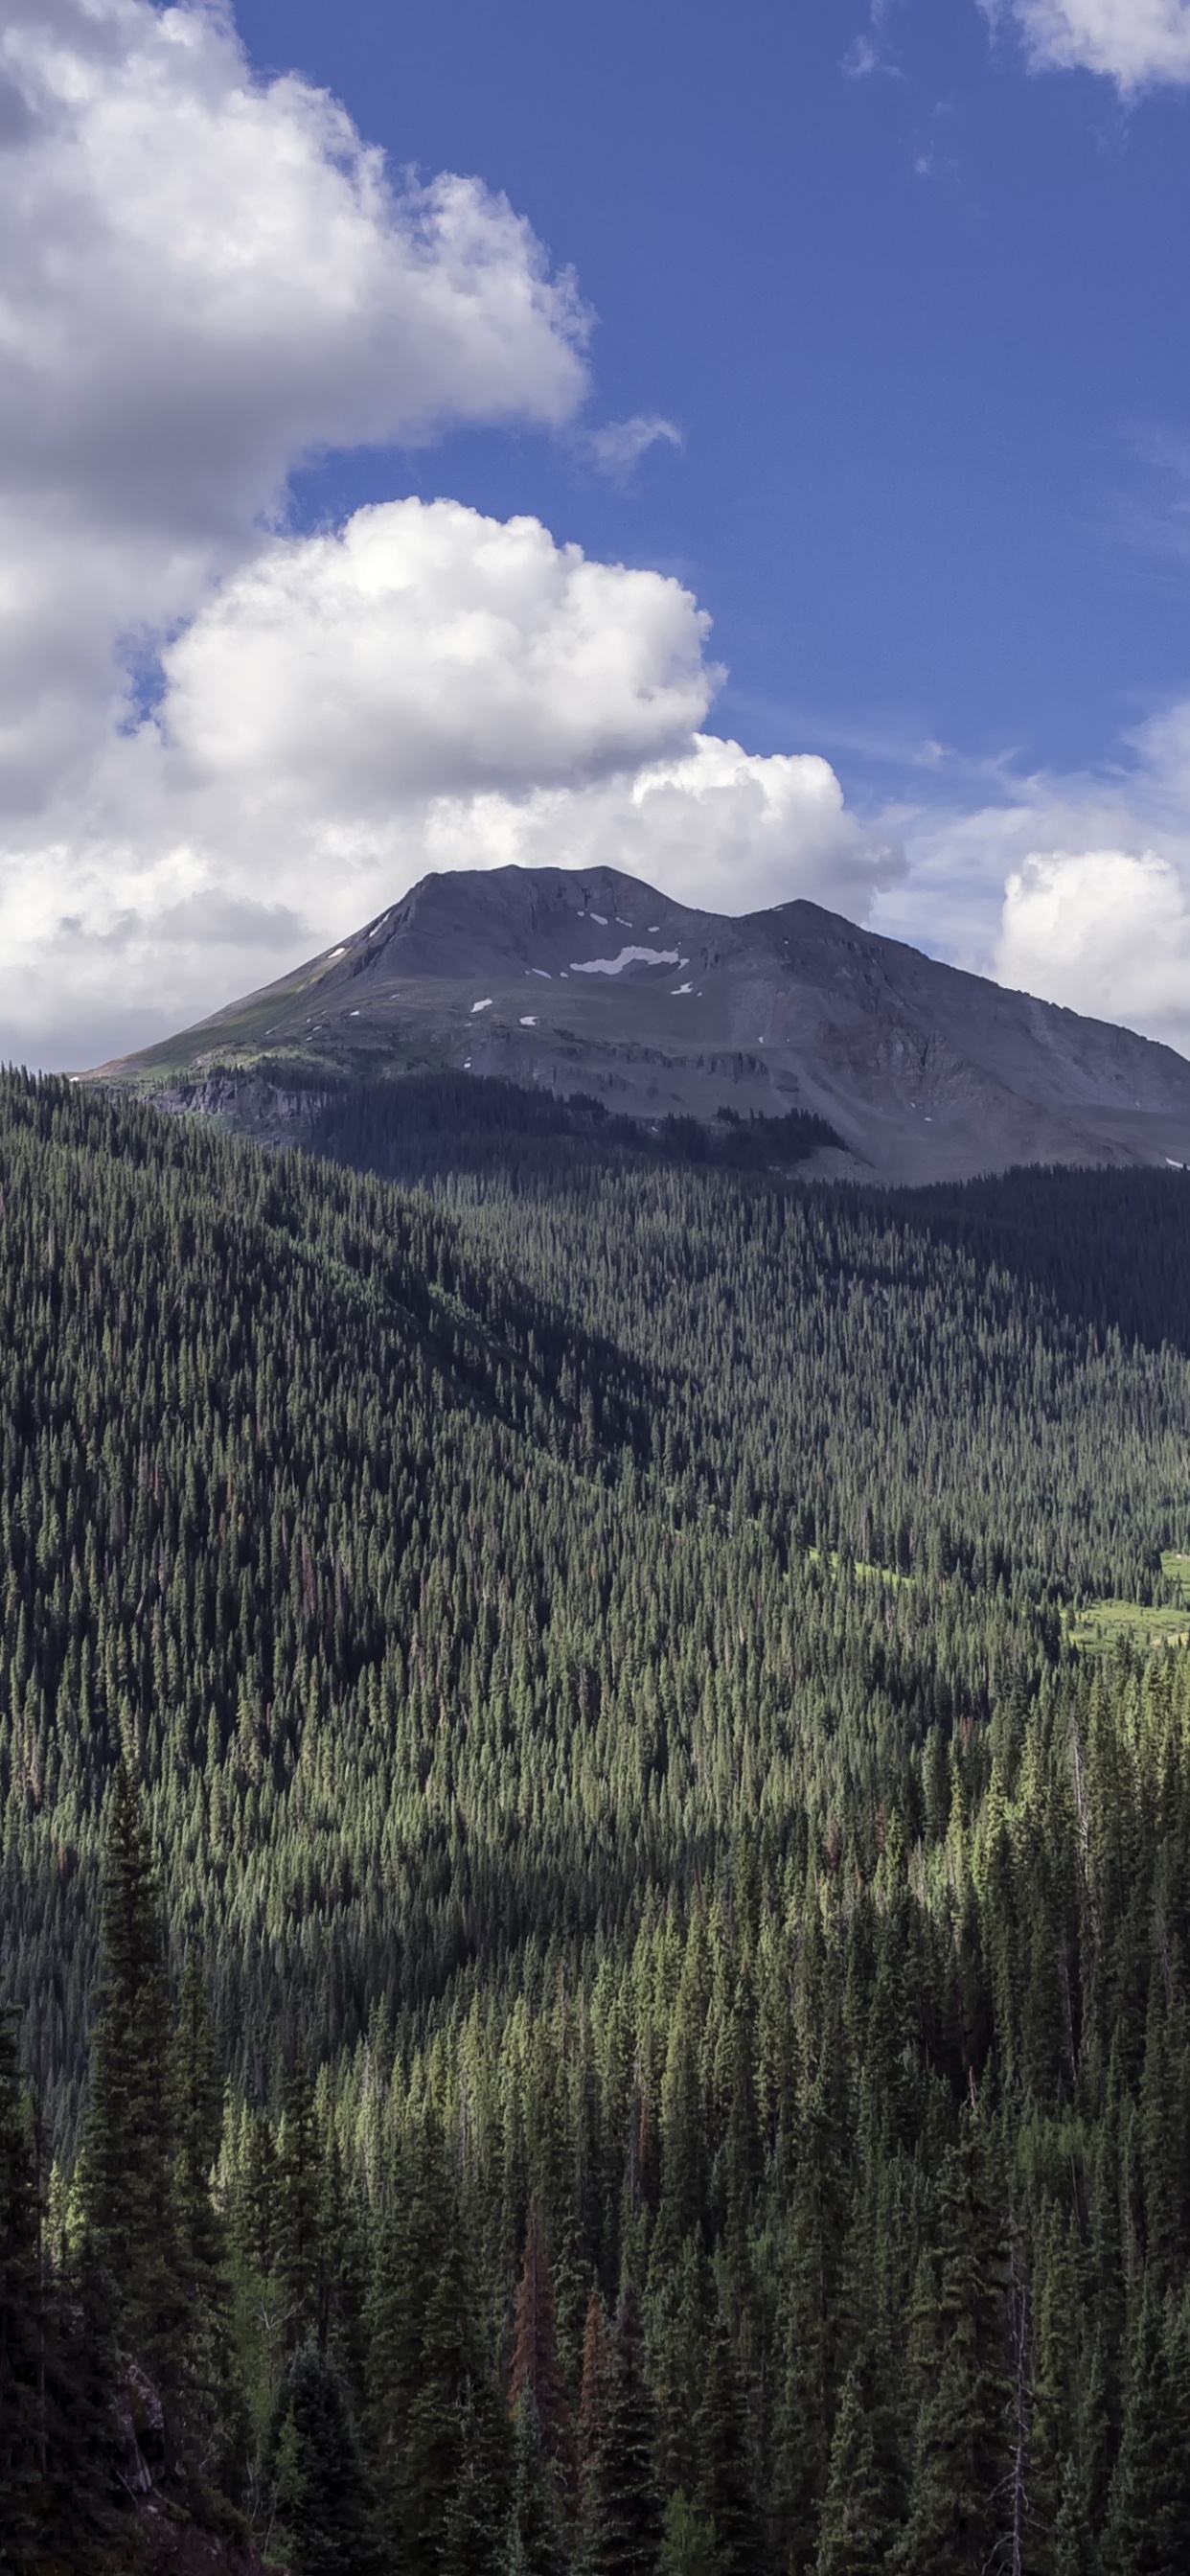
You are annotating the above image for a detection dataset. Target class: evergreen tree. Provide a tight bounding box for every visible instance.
[0,2005,41,2572]
[897,2111,1011,2576]
[1105,2280,1190,2576]
[511,2192,572,2472]
[692,2303,759,2576]
[78,1761,181,2396]
[584,2279,662,2576]
[504,2389,567,2576]
[364,2150,443,2543]
[659,2489,718,2576]
[275,2052,324,2354]
[814,2361,895,2576]
[269,2338,382,2576]
[402,2228,507,2575]
[578,2287,610,2505]
[1052,2452,1096,2576]
[172,1948,243,2491]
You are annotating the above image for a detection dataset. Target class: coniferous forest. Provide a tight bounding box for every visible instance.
[5,1066,1190,2573]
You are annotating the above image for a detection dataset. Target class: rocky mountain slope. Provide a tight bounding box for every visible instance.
[95,863,1190,1183]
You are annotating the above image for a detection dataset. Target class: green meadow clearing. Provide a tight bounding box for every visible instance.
[1071,1551,1190,1654]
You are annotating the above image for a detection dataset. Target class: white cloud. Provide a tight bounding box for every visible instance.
[156,499,715,799]
[423,733,898,922]
[841,0,904,78]
[0,0,587,819]
[996,849,1190,1038]
[869,699,1190,1057]
[0,500,896,1064]
[990,0,1190,88]
[0,0,890,1069]
[583,416,683,482]
[0,0,586,521]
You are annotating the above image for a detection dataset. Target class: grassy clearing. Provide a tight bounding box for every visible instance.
[808,1547,913,1589]
[1070,1552,1190,1656]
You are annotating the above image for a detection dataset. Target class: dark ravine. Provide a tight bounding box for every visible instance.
[93,862,1190,1183]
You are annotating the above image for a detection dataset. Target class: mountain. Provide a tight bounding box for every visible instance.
[96,862,1190,1182]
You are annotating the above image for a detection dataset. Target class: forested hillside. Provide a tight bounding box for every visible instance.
[4,1068,1190,2574]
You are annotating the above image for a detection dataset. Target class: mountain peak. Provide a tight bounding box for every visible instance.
[94,863,1190,1184]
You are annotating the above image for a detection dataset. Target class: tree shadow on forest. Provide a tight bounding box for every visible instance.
[868,1164,1190,1359]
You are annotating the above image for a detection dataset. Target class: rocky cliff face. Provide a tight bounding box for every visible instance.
[95,863,1190,1184]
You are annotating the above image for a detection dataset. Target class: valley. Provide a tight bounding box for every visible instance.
[4,1069,1190,2570]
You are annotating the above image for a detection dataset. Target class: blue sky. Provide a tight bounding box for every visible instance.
[242,0,1190,793]
[3,0,1190,1066]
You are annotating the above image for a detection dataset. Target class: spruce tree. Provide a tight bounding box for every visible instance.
[79,1761,181,2399]
[0,2005,41,2572]
[896,2111,1011,2576]
[504,2389,568,2576]
[658,2490,718,2576]
[402,2227,507,2575]
[1052,2451,1096,2576]
[275,2051,324,2354]
[1105,2279,1190,2576]
[269,2337,383,2576]
[692,2303,759,2576]
[511,2192,573,2474]
[814,2361,894,2576]
[584,2278,663,2576]
[578,2286,610,2505]
[172,1948,244,2492]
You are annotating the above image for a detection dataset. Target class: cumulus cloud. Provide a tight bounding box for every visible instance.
[996,849,1190,1039]
[416,735,896,924]
[868,698,1190,1059]
[0,0,586,519]
[459,736,898,917]
[0,0,888,1069]
[0,501,895,1064]
[0,0,587,816]
[156,500,715,799]
[989,0,1190,88]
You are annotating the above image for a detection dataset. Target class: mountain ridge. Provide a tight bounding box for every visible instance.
[93,862,1190,1184]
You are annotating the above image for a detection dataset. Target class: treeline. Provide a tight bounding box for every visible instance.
[305,1070,841,1187]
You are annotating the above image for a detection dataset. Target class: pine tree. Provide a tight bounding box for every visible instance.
[584,2279,663,2576]
[504,2389,568,2576]
[897,2111,1011,2576]
[275,2051,324,2354]
[649,2234,710,2506]
[578,2286,610,2506]
[1052,2451,1096,2576]
[814,2362,894,2576]
[1105,2278,1190,2576]
[692,2303,759,2576]
[402,2228,507,2574]
[172,1948,244,2492]
[0,2005,41,2572]
[364,2121,456,2556]
[659,2489,718,2576]
[511,2192,573,2473]
[269,2338,383,2576]
[78,1761,181,2397]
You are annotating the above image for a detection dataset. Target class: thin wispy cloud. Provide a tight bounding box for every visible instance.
[841,1,905,80]
[582,415,684,482]
[1099,427,1190,572]
[984,0,1190,90]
